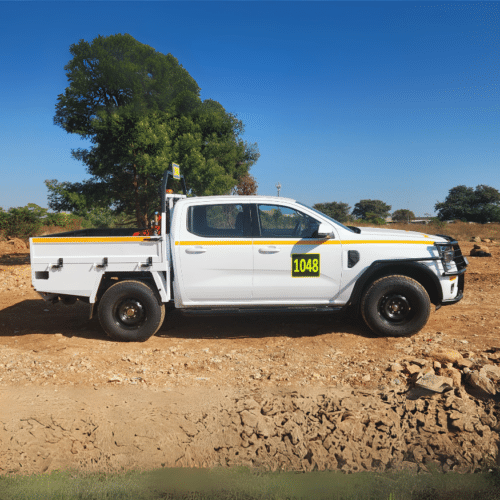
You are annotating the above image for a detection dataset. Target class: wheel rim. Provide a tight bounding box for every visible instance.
[379,294,411,323]
[114,299,146,329]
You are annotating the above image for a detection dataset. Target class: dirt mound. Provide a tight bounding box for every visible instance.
[0,237,28,255]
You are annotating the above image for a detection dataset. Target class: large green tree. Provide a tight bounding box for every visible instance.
[312,202,351,223]
[51,34,259,227]
[352,199,391,220]
[435,185,500,223]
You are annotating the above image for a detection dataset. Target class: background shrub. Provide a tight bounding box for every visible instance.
[1,204,46,240]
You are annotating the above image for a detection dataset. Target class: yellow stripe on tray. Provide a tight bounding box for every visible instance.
[31,237,151,243]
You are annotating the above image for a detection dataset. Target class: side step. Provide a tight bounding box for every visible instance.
[180,306,343,316]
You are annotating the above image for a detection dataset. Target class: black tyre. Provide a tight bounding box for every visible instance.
[97,280,165,342]
[361,275,430,337]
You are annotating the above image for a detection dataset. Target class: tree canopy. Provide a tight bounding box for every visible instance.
[435,185,500,223]
[50,34,259,227]
[352,199,391,220]
[54,33,200,137]
[392,209,415,222]
[312,202,351,223]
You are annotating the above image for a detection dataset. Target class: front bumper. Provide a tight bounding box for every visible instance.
[440,273,465,306]
[434,235,467,308]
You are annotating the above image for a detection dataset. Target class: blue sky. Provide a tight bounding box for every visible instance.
[1,1,498,217]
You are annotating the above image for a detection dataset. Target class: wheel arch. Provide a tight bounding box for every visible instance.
[348,261,442,310]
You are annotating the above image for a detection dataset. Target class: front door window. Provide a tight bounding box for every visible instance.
[257,205,320,239]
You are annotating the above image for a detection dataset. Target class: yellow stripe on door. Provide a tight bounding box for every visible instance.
[177,239,435,246]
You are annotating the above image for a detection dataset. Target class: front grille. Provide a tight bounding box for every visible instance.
[452,243,467,270]
[434,234,468,275]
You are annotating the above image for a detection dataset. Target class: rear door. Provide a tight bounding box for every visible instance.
[252,203,343,303]
[175,201,253,304]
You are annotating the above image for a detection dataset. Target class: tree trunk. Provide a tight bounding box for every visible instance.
[133,166,143,228]
[145,177,150,228]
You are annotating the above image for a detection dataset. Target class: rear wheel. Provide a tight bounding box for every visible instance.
[97,280,165,342]
[361,275,430,337]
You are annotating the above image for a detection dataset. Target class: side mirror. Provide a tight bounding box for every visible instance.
[316,222,335,239]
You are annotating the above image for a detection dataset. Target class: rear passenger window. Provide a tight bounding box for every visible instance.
[188,204,246,237]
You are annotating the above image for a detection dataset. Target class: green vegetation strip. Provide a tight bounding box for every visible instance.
[1,467,500,500]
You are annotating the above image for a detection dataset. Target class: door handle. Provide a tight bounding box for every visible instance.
[185,246,207,254]
[258,246,280,254]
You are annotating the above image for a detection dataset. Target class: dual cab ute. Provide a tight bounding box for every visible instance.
[30,169,467,342]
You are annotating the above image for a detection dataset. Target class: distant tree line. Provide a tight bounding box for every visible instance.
[4,182,500,243]
[312,199,392,225]
[313,184,500,225]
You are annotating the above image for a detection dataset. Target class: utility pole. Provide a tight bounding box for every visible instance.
[275,182,281,197]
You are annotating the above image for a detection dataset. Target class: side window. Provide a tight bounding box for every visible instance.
[188,204,246,237]
[257,205,320,238]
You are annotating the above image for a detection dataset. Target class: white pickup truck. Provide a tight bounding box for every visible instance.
[30,170,467,342]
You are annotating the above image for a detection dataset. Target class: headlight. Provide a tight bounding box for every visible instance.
[436,245,454,263]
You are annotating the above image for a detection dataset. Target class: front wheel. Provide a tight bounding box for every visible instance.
[97,280,165,342]
[361,275,430,337]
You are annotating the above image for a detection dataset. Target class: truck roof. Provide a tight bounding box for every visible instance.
[182,195,297,204]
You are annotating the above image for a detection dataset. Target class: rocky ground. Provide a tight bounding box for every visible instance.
[1,238,500,475]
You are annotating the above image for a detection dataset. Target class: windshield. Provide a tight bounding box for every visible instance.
[297,202,355,233]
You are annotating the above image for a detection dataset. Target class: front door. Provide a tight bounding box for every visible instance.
[252,204,342,303]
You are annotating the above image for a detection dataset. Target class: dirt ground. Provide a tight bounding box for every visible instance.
[1,239,500,475]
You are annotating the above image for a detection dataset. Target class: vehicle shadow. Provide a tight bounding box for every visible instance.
[0,299,378,342]
[0,253,30,267]
[0,299,105,341]
[156,308,378,341]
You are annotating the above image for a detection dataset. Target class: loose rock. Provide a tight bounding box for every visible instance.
[467,372,496,396]
[480,364,500,382]
[429,349,462,365]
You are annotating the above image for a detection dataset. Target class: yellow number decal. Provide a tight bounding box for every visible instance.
[291,254,320,277]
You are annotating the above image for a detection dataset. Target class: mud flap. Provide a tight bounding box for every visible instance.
[89,302,96,320]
